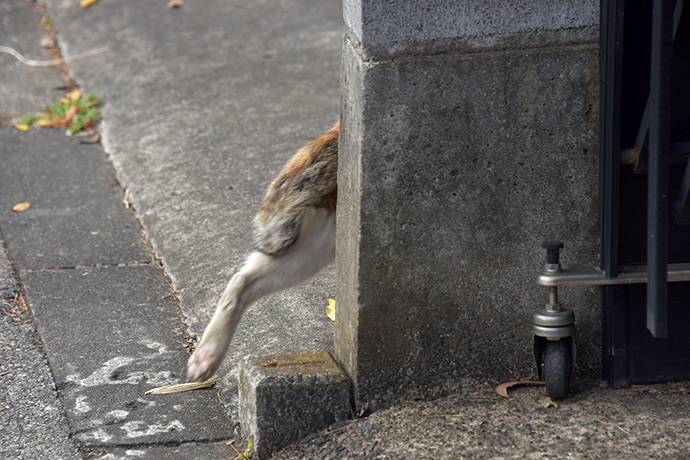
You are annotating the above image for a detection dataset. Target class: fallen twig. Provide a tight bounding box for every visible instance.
[495,380,545,398]
[0,45,108,67]
[226,437,242,457]
[145,378,215,395]
[2,293,29,317]
[323,421,357,435]
[616,425,631,436]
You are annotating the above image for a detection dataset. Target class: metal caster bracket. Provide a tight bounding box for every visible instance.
[533,239,690,397]
[532,241,576,398]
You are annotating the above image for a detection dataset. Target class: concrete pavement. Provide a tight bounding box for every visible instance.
[41,0,343,417]
[1,2,236,457]
[0,231,81,459]
[3,1,690,459]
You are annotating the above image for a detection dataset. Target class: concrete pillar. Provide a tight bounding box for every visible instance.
[336,0,600,410]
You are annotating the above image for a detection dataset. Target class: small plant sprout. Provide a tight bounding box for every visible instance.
[12,89,103,135]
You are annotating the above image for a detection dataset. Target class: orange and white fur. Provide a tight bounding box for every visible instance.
[187,122,339,381]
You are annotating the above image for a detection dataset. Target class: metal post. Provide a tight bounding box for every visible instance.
[647,0,673,338]
[599,0,624,278]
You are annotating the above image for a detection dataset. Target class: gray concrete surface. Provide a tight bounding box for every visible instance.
[0,129,151,269]
[0,244,82,460]
[1,3,237,457]
[344,0,599,57]
[22,266,233,447]
[0,0,67,118]
[90,442,245,460]
[0,4,84,458]
[0,124,237,459]
[239,351,352,459]
[337,0,600,409]
[274,378,690,459]
[41,0,343,417]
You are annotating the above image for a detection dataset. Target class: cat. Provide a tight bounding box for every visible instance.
[187,122,339,381]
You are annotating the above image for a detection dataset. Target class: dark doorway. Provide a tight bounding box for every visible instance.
[600,0,690,387]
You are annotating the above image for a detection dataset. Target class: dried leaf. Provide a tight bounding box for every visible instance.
[540,396,559,408]
[167,0,183,7]
[66,88,81,101]
[36,117,67,128]
[495,380,545,398]
[680,387,690,395]
[81,0,99,8]
[326,298,336,322]
[13,123,30,131]
[80,132,100,144]
[65,105,78,121]
[39,36,56,48]
[12,202,31,212]
[145,379,215,395]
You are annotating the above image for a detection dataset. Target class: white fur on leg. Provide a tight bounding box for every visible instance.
[187,206,335,381]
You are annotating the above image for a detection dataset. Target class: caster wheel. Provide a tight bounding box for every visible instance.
[543,339,571,399]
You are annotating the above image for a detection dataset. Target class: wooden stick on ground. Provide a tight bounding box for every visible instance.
[145,379,215,395]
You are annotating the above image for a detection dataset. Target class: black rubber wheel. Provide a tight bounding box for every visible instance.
[543,339,571,399]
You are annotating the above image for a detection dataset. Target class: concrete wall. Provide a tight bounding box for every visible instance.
[336,0,601,410]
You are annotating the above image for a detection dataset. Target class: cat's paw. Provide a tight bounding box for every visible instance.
[187,345,223,381]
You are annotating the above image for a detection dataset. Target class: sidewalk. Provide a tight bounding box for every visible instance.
[2,1,690,460]
[0,1,236,458]
[41,0,342,418]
